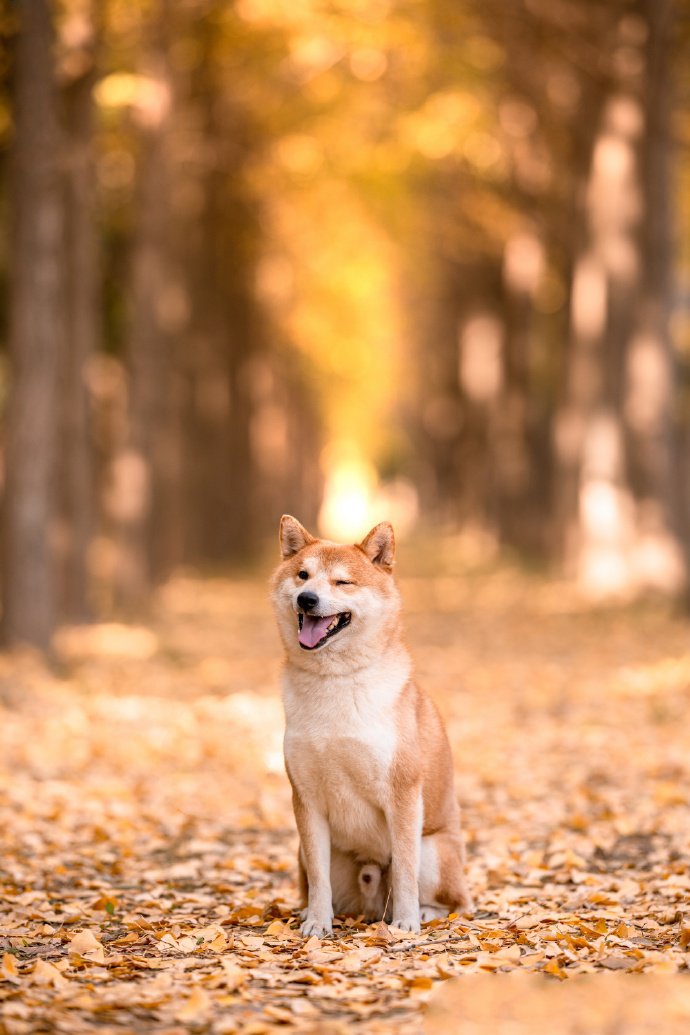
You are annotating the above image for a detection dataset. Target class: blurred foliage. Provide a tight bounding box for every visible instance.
[0,0,689,639]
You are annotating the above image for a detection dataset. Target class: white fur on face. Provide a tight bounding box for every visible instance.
[271,554,401,671]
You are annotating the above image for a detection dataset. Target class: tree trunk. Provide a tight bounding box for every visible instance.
[623,0,683,586]
[554,1,684,595]
[177,23,261,567]
[60,14,99,621]
[2,0,64,650]
[113,0,183,608]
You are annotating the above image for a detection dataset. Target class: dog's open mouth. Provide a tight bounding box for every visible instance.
[297,612,351,650]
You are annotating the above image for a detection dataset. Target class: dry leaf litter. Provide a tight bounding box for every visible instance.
[1,559,689,1033]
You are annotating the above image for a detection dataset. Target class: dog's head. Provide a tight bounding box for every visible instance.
[270,515,401,667]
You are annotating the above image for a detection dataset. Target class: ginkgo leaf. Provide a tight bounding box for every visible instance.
[175,988,211,1021]
[543,959,567,980]
[31,959,68,988]
[2,562,690,1033]
[1,952,19,982]
[68,930,103,956]
[220,960,248,991]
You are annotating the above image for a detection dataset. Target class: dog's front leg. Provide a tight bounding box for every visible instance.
[387,786,422,932]
[292,789,333,937]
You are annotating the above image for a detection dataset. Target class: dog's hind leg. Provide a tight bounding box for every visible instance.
[419,832,473,922]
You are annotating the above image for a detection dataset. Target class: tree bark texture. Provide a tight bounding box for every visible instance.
[60,21,99,621]
[2,0,64,650]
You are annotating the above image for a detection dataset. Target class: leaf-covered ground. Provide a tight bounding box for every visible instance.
[1,550,690,1033]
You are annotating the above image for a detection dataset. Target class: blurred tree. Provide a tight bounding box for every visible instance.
[1,0,689,649]
[115,0,180,606]
[2,0,64,649]
[404,0,687,592]
[554,0,684,594]
[60,0,100,620]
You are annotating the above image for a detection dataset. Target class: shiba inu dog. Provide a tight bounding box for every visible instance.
[271,515,474,937]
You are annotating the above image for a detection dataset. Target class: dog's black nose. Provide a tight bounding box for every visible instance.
[297,591,319,612]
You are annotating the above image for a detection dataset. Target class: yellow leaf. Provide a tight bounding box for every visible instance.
[264,919,291,937]
[92,895,118,914]
[408,975,434,991]
[220,959,247,991]
[32,959,68,988]
[520,951,546,966]
[264,1005,296,1023]
[514,916,541,930]
[1,952,19,982]
[195,923,226,945]
[69,930,103,955]
[543,959,567,980]
[341,949,372,972]
[175,988,211,1022]
[588,892,615,905]
[645,959,678,975]
[435,953,454,979]
[83,945,106,965]
[371,920,394,945]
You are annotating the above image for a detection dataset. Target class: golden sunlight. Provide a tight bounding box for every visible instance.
[318,442,419,542]
[317,443,377,541]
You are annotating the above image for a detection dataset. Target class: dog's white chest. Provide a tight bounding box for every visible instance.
[283,676,401,862]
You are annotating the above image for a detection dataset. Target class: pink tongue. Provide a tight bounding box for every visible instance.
[299,614,335,648]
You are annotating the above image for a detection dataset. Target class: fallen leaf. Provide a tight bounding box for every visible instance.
[69,930,103,955]
[175,987,211,1021]
[220,959,248,991]
[31,959,68,988]
[1,952,19,982]
[543,959,567,980]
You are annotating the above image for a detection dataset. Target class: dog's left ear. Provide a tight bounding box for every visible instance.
[280,514,316,559]
[358,522,395,572]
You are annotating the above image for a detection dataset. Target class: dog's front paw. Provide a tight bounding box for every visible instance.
[300,915,333,938]
[391,910,420,933]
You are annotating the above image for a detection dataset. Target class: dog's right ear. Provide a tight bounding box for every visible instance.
[279,515,316,559]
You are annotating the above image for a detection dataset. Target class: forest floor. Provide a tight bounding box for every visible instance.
[1,542,690,1034]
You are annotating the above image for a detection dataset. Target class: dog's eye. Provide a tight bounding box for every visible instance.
[335,580,353,586]
[297,570,309,580]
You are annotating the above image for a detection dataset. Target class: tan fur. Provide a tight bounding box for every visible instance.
[272,515,473,936]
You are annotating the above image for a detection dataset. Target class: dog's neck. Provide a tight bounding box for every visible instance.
[282,630,411,696]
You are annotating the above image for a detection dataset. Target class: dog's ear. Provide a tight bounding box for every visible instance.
[279,515,316,559]
[358,522,395,572]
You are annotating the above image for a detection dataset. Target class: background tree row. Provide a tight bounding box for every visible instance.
[0,0,688,650]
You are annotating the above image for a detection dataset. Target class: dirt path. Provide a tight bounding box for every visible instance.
[1,559,689,1032]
